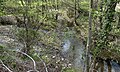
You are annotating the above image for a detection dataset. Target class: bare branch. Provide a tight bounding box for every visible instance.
[14,50,38,72]
[27,70,39,72]
[0,59,13,72]
[37,55,48,72]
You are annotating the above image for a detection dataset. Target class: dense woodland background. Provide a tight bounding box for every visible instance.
[0,0,120,72]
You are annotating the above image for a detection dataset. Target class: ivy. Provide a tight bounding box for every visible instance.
[93,0,117,57]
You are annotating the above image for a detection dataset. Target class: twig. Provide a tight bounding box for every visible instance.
[0,59,13,72]
[14,50,38,72]
[27,70,39,72]
[37,55,48,72]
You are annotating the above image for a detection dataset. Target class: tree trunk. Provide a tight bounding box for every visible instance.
[99,0,103,29]
[106,60,112,72]
[100,60,104,72]
[85,0,93,72]
[117,13,120,28]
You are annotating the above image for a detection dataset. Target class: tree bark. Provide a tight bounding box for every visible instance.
[99,0,103,29]
[85,0,93,72]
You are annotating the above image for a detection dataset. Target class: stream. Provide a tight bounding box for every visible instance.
[62,32,120,72]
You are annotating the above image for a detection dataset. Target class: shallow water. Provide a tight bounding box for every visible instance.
[62,37,120,72]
